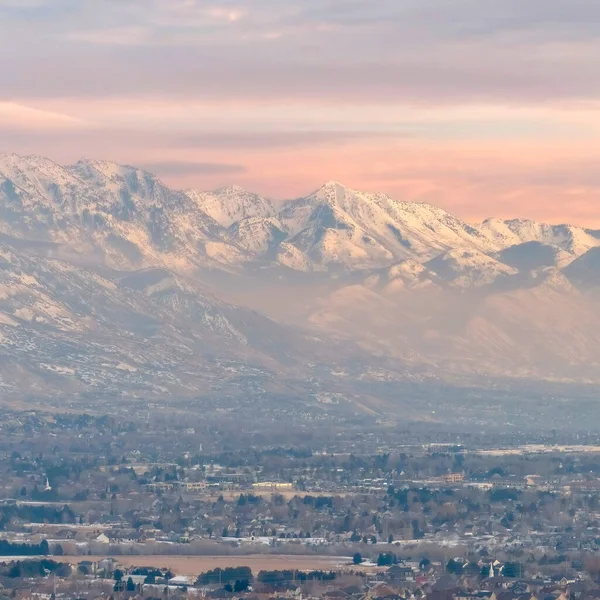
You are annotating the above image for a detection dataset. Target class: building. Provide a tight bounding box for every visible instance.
[179,481,208,492]
[252,482,294,490]
[144,482,176,492]
[445,473,465,484]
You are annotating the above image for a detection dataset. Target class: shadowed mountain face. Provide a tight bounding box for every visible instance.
[564,247,600,290]
[1,153,600,410]
[496,241,572,271]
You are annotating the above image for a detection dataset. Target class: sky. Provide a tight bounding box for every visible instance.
[1,0,599,224]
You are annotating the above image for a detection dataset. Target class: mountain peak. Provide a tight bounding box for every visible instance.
[304,181,354,202]
[0,152,61,171]
[72,158,138,180]
[215,184,249,194]
[184,185,274,228]
[322,180,348,189]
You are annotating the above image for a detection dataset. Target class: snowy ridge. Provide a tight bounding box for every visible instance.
[185,185,275,227]
[0,153,239,270]
[1,153,599,278]
[480,218,600,261]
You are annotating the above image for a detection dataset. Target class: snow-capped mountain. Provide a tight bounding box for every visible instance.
[2,152,600,393]
[0,153,243,271]
[277,181,499,270]
[2,153,598,278]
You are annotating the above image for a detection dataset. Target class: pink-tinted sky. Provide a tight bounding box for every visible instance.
[1,0,600,224]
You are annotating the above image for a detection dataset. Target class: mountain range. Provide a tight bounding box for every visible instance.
[1,153,599,412]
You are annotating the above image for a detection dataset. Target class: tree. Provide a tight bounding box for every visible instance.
[234,579,249,592]
[502,562,522,578]
[377,553,394,567]
[446,559,463,575]
[353,553,363,565]
[114,569,124,582]
[40,539,50,556]
[53,544,64,556]
[222,527,229,538]
[126,577,136,591]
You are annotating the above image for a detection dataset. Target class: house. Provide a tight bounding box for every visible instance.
[180,481,208,492]
[445,474,465,484]
[387,566,414,582]
[97,558,119,573]
[252,482,294,490]
[95,532,110,544]
[169,576,192,587]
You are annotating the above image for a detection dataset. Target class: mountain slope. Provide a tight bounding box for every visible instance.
[228,217,287,257]
[272,269,600,382]
[0,241,353,400]
[425,248,518,287]
[563,247,600,290]
[496,241,573,271]
[0,154,246,271]
[185,185,275,227]
[479,218,600,260]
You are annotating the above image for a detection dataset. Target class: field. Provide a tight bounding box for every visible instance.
[65,554,362,576]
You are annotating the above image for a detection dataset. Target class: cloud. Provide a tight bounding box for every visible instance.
[205,6,246,22]
[0,0,48,8]
[65,26,152,46]
[140,160,246,176]
[3,44,599,107]
[1,0,599,106]
[0,102,90,131]
[171,130,411,149]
